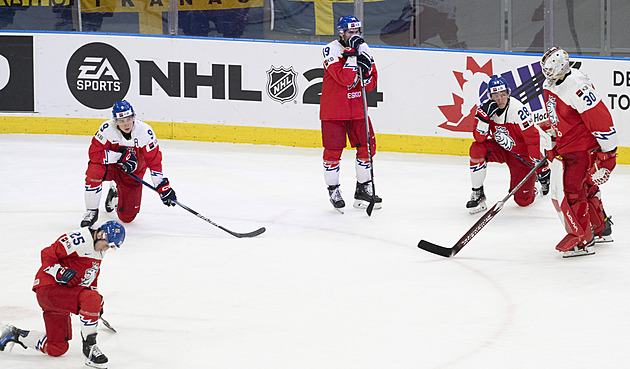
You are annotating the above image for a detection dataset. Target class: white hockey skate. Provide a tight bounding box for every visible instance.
[466,186,487,214]
[562,237,595,258]
[104,182,118,213]
[327,185,345,214]
[81,209,99,228]
[562,244,596,258]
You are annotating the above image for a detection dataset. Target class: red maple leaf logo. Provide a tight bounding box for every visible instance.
[438,57,494,133]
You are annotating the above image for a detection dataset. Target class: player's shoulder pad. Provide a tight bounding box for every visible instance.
[94,119,120,145]
[507,97,534,129]
[132,119,159,151]
[75,227,106,260]
[566,69,601,112]
[57,227,93,255]
[323,40,343,67]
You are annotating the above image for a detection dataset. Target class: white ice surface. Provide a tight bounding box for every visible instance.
[0,134,628,369]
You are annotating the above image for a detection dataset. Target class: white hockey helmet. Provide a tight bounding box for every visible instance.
[541,46,570,81]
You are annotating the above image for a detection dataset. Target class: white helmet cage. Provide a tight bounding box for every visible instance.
[541,46,570,81]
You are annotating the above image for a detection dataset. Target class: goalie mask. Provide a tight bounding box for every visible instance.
[541,46,570,81]
[336,15,361,36]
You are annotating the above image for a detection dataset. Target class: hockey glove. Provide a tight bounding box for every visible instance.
[55,266,81,287]
[347,34,365,51]
[587,148,617,186]
[117,147,138,174]
[357,52,373,78]
[475,100,499,123]
[157,178,177,206]
[342,47,358,57]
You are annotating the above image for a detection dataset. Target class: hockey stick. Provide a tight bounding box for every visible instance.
[100,317,117,333]
[127,173,266,238]
[359,71,377,216]
[418,158,548,257]
[510,151,534,169]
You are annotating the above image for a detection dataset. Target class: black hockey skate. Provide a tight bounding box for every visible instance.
[328,185,345,213]
[0,323,28,351]
[562,237,596,258]
[466,186,487,214]
[81,209,99,228]
[83,333,108,369]
[105,183,118,213]
[353,181,382,210]
[594,216,613,243]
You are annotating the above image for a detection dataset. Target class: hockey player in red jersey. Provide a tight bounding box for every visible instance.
[466,75,550,214]
[541,46,617,257]
[81,100,177,227]
[320,15,381,212]
[0,221,125,368]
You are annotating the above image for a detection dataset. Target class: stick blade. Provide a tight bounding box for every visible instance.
[417,240,454,258]
[229,227,266,238]
[366,201,375,216]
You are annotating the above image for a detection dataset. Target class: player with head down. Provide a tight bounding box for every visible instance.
[81,100,177,228]
[320,15,382,212]
[540,46,616,257]
[0,221,125,368]
[466,75,551,214]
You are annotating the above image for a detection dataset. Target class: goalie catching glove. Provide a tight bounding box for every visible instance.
[117,147,138,174]
[157,178,177,206]
[587,148,617,186]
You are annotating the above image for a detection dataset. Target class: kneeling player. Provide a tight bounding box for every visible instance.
[81,100,177,227]
[467,75,550,214]
[0,221,125,368]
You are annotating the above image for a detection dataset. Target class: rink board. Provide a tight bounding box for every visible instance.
[0,31,627,160]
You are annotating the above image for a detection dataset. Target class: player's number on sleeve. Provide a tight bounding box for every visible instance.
[583,91,597,106]
[323,47,330,57]
[518,107,530,121]
[100,123,108,132]
[70,232,85,246]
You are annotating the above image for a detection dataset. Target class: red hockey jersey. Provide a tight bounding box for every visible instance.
[33,228,107,292]
[319,40,378,120]
[543,68,617,154]
[89,118,163,177]
[473,96,543,160]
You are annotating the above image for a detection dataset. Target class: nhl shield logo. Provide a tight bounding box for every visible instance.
[266,66,298,104]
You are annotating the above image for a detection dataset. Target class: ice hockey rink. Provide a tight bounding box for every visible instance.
[1,133,628,369]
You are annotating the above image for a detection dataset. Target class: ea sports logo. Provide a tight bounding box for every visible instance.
[67,42,130,109]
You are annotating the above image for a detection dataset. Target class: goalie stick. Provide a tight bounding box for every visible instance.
[128,173,266,238]
[418,158,548,257]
